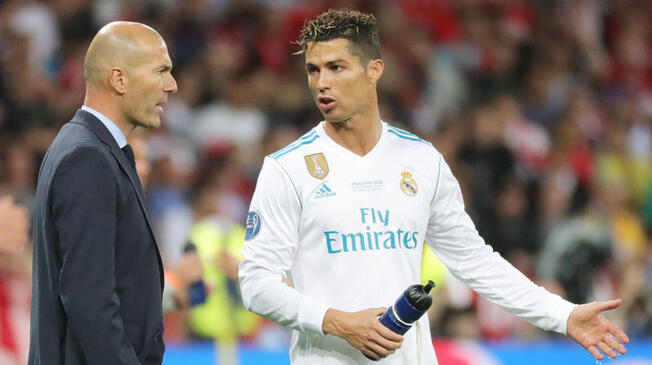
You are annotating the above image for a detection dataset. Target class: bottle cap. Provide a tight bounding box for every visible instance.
[405,280,436,311]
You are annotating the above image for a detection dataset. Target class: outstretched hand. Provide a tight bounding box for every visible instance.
[567,299,629,360]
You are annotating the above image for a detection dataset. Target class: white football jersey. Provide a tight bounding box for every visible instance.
[239,121,575,365]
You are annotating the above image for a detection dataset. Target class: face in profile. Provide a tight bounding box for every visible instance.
[123,37,177,129]
[305,38,376,124]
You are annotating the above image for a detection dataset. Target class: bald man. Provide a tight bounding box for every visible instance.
[29,22,177,365]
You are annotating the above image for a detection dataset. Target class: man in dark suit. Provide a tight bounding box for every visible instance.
[29,21,177,365]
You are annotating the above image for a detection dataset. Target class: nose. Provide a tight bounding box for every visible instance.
[165,73,178,93]
[317,71,331,92]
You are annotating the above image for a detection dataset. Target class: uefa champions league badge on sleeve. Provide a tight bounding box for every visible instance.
[245,211,262,240]
[304,153,329,180]
[400,171,418,196]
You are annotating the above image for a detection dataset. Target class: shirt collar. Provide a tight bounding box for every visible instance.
[81,105,127,148]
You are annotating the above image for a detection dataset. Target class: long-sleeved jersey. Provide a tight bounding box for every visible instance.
[239,121,575,364]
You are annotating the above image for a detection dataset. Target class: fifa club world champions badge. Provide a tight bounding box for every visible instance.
[304,153,329,180]
[400,170,418,196]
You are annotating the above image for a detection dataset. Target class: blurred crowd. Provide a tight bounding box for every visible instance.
[1,0,652,363]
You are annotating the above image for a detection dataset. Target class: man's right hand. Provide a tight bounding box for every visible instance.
[322,307,404,360]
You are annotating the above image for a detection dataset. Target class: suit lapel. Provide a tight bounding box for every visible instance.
[71,110,164,288]
[109,147,166,289]
[110,147,157,240]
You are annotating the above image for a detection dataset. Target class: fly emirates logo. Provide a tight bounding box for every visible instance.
[324,208,419,255]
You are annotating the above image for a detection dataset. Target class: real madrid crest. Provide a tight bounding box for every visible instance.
[400,170,418,196]
[304,153,329,180]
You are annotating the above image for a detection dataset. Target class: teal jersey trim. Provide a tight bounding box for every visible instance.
[388,126,419,137]
[270,133,320,159]
[269,129,317,159]
[387,127,431,145]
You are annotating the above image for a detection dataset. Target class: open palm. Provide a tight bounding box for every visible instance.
[567,299,629,360]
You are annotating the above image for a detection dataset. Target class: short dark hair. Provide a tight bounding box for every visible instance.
[296,9,381,62]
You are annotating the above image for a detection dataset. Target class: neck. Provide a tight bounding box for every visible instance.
[323,108,382,156]
[84,90,135,137]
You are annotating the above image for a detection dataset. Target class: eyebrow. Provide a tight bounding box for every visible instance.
[157,64,172,72]
[305,59,349,68]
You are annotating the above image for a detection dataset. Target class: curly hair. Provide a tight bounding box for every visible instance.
[295,9,381,62]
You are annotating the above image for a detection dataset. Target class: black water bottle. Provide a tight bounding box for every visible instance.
[364,280,435,361]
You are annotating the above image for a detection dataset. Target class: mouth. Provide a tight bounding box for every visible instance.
[318,96,336,112]
[156,101,167,113]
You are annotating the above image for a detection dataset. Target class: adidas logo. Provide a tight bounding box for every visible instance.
[314,183,336,199]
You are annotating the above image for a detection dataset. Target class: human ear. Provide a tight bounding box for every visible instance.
[109,68,127,94]
[367,59,384,83]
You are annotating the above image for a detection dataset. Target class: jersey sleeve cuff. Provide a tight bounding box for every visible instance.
[298,299,330,336]
[549,298,577,334]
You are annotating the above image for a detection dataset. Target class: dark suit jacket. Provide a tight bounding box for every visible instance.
[29,110,165,365]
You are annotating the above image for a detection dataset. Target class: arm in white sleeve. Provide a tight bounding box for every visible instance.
[239,157,329,335]
[425,154,576,334]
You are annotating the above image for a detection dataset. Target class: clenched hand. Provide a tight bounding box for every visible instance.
[322,307,404,360]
